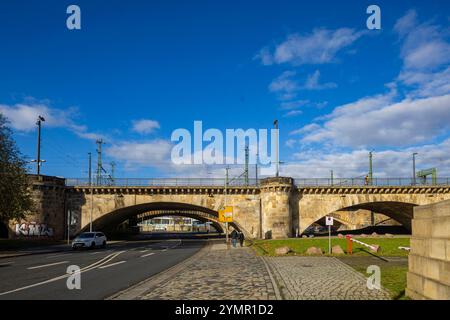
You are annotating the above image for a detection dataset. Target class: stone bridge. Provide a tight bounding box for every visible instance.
[6,175,450,240]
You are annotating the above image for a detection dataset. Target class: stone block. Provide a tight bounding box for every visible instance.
[305,247,323,255]
[430,239,447,261]
[275,246,292,255]
[432,217,450,239]
[412,219,432,238]
[332,245,345,255]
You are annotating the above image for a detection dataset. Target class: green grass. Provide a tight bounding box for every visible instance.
[251,237,410,257]
[353,265,409,300]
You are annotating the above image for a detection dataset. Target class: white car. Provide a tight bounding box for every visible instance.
[72,232,107,250]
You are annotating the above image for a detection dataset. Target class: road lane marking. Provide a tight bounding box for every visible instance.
[98,261,126,269]
[27,261,69,270]
[161,249,167,252]
[141,252,155,257]
[139,250,148,253]
[89,251,103,255]
[0,261,14,267]
[0,251,126,296]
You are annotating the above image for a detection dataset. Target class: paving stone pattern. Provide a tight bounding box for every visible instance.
[142,243,277,300]
[264,256,390,300]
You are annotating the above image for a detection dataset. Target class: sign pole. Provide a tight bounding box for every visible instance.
[328,224,331,255]
[325,216,333,255]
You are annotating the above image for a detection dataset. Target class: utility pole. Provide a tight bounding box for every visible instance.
[330,170,334,186]
[255,152,259,186]
[88,152,92,186]
[274,119,279,177]
[35,116,46,175]
[96,139,104,185]
[225,166,230,247]
[369,151,373,185]
[413,153,418,186]
[244,145,249,186]
[110,161,116,185]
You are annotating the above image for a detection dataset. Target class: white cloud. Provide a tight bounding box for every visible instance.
[0,103,72,131]
[283,110,303,118]
[0,102,102,141]
[269,70,298,94]
[299,94,450,148]
[132,119,160,134]
[395,10,450,72]
[282,138,450,178]
[303,70,337,90]
[257,28,365,66]
[290,123,321,136]
[280,99,309,110]
[106,140,172,167]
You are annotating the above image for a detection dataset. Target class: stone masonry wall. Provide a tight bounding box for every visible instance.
[406,199,450,299]
[9,175,66,239]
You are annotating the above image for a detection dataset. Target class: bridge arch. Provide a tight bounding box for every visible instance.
[80,202,249,237]
[300,200,416,234]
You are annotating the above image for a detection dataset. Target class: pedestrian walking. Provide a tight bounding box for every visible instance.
[238,231,245,247]
[230,229,238,248]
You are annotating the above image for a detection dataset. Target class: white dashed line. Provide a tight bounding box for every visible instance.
[141,252,155,258]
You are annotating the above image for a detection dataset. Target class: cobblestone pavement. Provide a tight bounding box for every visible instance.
[264,256,391,300]
[141,243,278,300]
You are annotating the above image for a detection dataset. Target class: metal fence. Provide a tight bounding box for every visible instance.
[65,178,259,187]
[65,177,450,187]
[294,177,450,187]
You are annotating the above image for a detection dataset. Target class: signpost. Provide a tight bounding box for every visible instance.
[325,216,333,254]
[219,206,233,247]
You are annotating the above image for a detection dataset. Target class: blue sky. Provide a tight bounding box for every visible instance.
[0,0,449,179]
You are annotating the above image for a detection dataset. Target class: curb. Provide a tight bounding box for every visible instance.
[260,256,283,300]
[107,240,211,300]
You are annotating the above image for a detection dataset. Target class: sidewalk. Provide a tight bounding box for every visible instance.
[112,241,279,300]
[112,240,391,300]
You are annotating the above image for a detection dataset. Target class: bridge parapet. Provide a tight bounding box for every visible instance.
[68,185,260,195]
[299,186,450,195]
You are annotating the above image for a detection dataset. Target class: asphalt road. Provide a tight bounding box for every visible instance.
[0,239,205,300]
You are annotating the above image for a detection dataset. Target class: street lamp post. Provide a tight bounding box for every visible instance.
[413,153,418,185]
[274,120,279,177]
[35,115,45,175]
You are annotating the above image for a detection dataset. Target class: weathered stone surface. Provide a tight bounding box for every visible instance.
[337,233,344,239]
[371,232,378,237]
[407,200,450,300]
[275,246,292,255]
[332,245,345,255]
[385,233,394,238]
[306,247,323,255]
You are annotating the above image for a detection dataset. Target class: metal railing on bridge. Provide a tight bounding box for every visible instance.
[294,177,450,187]
[65,177,450,187]
[65,178,259,187]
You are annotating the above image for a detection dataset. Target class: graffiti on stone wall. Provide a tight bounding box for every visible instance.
[15,222,54,237]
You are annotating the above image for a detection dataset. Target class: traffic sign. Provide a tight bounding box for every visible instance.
[219,206,233,222]
[325,216,334,226]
